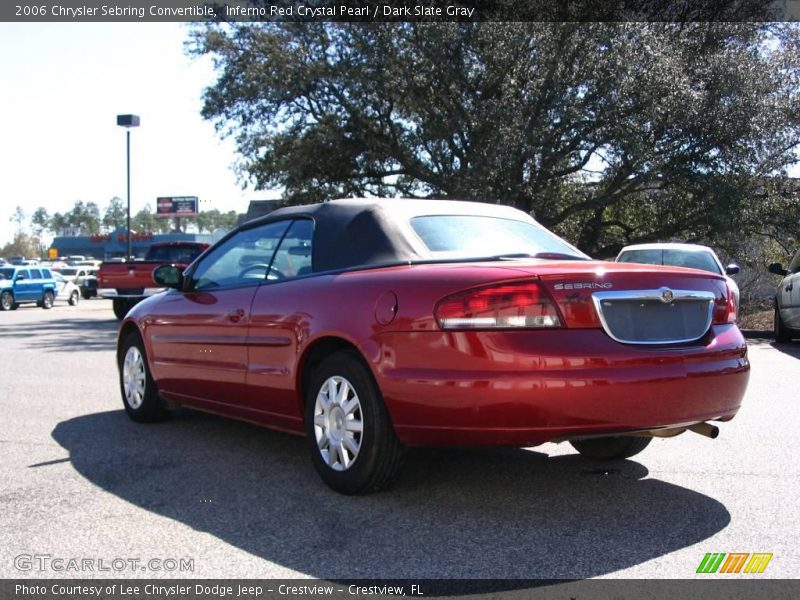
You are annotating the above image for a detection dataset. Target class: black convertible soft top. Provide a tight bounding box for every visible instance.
[240,198,539,273]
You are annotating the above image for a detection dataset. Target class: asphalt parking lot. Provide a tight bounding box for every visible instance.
[0,301,798,580]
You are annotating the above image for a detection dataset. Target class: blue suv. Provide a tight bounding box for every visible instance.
[0,266,58,311]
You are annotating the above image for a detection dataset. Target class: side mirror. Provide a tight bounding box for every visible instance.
[768,263,788,277]
[153,264,183,289]
[724,263,740,276]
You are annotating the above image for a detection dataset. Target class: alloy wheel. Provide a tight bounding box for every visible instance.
[122,346,146,410]
[313,376,364,471]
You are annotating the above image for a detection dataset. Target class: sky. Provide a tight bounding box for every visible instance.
[0,22,276,246]
[2,22,798,248]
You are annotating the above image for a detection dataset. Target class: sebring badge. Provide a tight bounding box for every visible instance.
[553,282,613,290]
[660,288,675,304]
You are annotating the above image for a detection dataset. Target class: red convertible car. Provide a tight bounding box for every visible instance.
[118,199,749,494]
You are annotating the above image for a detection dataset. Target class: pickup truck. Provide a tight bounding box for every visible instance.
[97,241,209,319]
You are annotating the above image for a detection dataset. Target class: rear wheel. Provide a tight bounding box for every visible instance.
[0,291,13,311]
[41,290,54,309]
[774,306,793,343]
[570,436,652,460]
[113,298,131,320]
[305,351,404,494]
[118,331,168,422]
[68,290,80,306]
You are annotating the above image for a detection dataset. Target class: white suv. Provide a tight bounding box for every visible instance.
[769,249,800,342]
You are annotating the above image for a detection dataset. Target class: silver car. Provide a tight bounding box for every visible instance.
[615,243,740,311]
[769,249,800,342]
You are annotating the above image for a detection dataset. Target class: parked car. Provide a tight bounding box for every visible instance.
[0,266,58,310]
[55,266,98,300]
[98,241,210,320]
[118,199,748,494]
[615,243,740,310]
[768,248,800,342]
[75,259,103,268]
[52,272,81,306]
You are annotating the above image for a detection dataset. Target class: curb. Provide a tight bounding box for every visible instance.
[741,329,773,339]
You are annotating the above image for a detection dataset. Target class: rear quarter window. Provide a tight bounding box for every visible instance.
[409,215,583,259]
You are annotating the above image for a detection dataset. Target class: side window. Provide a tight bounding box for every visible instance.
[191,221,292,291]
[30,269,43,279]
[789,250,800,274]
[17,270,30,280]
[270,219,314,279]
[42,269,52,279]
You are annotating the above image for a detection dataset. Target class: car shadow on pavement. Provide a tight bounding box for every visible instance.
[771,340,800,359]
[0,317,118,352]
[53,410,730,583]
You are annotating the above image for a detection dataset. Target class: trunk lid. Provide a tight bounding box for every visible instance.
[503,260,729,341]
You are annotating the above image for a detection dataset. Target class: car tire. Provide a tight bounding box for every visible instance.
[81,291,91,300]
[118,331,168,423]
[774,305,793,343]
[68,290,80,306]
[570,436,652,460]
[41,290,54,310]
[0,291,13,311]
[113,298,130,320]
[305,351,404,494]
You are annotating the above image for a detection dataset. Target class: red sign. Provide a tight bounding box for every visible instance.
[115,232,154,243]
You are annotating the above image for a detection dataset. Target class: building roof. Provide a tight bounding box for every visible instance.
[237,200,287,226]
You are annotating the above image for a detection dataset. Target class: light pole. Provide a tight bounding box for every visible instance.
[116,114,140,259]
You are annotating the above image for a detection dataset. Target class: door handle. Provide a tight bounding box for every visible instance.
[227,309,245,323]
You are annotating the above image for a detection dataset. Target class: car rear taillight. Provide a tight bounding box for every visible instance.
[712,283,737,324]
[435,282,562,330]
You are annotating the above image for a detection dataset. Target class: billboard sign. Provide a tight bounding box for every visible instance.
[156,196,198,218]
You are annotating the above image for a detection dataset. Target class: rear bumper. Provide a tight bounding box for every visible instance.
[99,287,164,299]
[374,324,749,447]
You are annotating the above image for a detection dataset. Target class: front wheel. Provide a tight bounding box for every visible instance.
[68,290,80,306]
[118,331,168,422]
[41,290,54,309]
[0,291,13,311]
[305,351,404,494]
[775,306,793,343]
[570,436,652,460]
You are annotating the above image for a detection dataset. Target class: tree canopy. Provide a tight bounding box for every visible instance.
[191,21,800,256]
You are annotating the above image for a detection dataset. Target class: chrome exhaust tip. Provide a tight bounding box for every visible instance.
[688,422,719,439]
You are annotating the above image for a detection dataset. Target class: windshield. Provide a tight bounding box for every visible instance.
[147,245,205,263]
[409,216,586,260]
[0,268,14,280]
[58,268,78,276]
[617,249,722,275]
